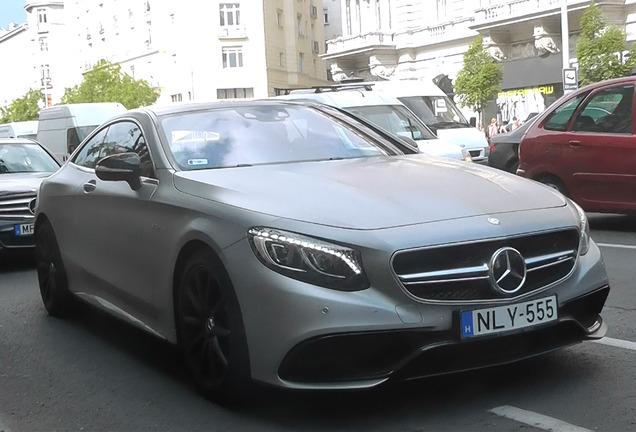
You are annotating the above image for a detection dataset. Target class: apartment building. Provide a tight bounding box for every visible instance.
[1,0,332,110]
[0,2,75,108]
[65,0,331,103]
[324,0,636,123]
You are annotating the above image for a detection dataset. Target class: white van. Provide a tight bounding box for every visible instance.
[276,85,472,162]
[367,80,490,164]
[36,103,127,161]
[0,121,39,139]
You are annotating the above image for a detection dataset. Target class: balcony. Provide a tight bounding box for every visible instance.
[218,25,247,39]
[324,32,396,58]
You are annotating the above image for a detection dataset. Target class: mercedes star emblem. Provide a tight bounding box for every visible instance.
[489,247,527,294]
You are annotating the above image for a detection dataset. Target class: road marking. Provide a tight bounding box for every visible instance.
[597,243,636,250]
[489,406,592,432]
[591,337,636,351]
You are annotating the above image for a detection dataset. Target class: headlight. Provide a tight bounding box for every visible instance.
[569,200,590,255]
[248,227,370,291]
[461,148,473,162]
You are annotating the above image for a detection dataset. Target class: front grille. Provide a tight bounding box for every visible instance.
[392,229,580,302]
[0,193,36,221]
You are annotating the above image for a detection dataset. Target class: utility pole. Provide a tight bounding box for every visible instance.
[561,0,578,93]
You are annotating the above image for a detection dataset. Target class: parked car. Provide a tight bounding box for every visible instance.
[36,102,127,161]
[275,84,472,161]
[517,76,636,214]
[488,117,536,173]
[35,100,609,405]
[0,138,60,254]
[0,121,39,140]
[364,79,491,164]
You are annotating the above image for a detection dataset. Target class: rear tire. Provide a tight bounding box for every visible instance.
[35,219,76,317]
[175,249,251,405]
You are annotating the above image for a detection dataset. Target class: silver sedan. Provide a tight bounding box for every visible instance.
[35,100,610,404]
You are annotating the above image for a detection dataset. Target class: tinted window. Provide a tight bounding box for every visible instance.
[161,105,388,170]
[100,121,154,177]
[399,95,470,127]
[573,85,634,134]
[72,127,107,169]
[543,94,587,131]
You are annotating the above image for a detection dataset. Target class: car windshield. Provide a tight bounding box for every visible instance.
[0,143,59,174]
[345,104,437,141]
[160,104,390,170]
[399,95,471,128]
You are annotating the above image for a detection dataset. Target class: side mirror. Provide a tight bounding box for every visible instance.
[469,117,477,127]
[95,152,142,190]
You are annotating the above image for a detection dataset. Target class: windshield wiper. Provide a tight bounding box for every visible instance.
[430,121,470,129]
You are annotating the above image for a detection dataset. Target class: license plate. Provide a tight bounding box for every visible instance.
[14,223,34,236]
[461,295,557,338]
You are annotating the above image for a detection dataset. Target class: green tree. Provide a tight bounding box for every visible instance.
[576,2,636,86]
[0,89,44,123]
[454,35,503,127]
[61,60,158,109]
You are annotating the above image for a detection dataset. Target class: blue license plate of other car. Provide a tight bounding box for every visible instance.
[461,295,557,338]
[14,223,34,236]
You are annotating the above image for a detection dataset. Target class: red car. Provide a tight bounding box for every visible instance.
[517,76,636,214]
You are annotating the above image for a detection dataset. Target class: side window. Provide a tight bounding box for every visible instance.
[543,94,587,131]
[573,84,634,134]
[100,121,155,178]
[72,127,108,169]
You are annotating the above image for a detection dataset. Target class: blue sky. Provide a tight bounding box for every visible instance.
[0,0,26,29]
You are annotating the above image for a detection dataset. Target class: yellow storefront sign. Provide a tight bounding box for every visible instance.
[498,86,555,98]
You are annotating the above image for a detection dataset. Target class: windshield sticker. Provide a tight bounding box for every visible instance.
[187,159,208,166]
[435,99,448,115]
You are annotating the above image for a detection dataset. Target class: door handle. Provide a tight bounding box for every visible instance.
[568,140,581,147]
[82,180,97,193]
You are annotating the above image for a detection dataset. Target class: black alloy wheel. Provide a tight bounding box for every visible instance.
[35,219,76,317]
[176,250,250,404]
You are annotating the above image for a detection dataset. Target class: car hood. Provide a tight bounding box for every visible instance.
[436,127,489,150]
[173,155,567,229]
[0,172,50,197]
[417,138,465,160]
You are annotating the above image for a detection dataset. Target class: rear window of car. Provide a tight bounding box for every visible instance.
[160,104,390,170]
[543,93,587,131]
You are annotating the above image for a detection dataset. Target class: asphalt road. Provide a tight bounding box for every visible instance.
[0,214,634,432]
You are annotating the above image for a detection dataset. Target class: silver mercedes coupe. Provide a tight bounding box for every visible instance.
[35,100,610,404]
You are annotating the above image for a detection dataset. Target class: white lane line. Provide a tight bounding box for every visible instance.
[488,406,592,432]
[596,243,636,250]
[591,337,636,351]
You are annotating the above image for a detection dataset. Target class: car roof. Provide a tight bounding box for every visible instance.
[0,137,42,145]
[277,86,405,108]
[136,99,314,117]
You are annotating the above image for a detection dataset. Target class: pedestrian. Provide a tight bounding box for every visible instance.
[511,117,520,130]
[488,117,498,138]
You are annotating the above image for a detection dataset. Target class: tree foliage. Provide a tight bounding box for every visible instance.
[454,35,503,125]
[576,2,636,86]
[61,61,158,109]
[0,89,44,123]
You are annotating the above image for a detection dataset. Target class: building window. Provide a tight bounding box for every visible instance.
[298,52,305,74]
[39,37,48,51]
[345,0,351,35]
[297,14,303,36]
[37,8,48,32]
[220,3,240,26]
[217,88,254,99]
[222,46,244,68]
[279,52,284,67]
[40,64,51,88]
[277,10,283,27]
[323,8,329,25]
[171,93,183,102]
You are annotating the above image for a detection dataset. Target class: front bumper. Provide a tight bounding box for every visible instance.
[278,285,608,385]
[0,219,36,250]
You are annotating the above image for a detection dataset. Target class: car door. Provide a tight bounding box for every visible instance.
[71,120,159,318]
[566,83,636,211]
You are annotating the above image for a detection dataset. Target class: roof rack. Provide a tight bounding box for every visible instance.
[277,82,377,96]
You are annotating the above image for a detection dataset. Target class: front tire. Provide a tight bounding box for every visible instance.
[35,219,76,317]
[537,175,569,197]
[175,249,251,404]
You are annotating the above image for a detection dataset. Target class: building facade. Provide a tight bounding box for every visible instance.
[0,2,73,108]
[1,0,332,111]
[324,0,636,124]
